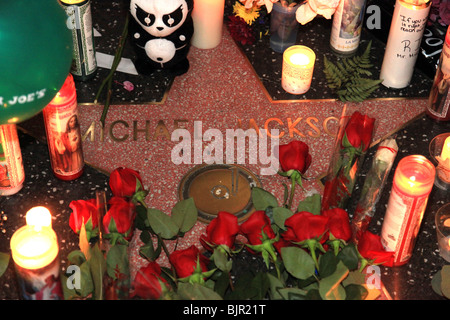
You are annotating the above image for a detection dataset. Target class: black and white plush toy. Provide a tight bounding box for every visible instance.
[128,0,194,76]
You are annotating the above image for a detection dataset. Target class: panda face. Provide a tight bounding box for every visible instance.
[130,0,189,38]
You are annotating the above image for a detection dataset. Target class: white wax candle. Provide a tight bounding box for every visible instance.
[379,0,431,88]
[191,0,225,49]
[282,45,315,94]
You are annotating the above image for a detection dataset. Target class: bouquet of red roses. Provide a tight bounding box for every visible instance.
[322,110,375,212]
[65,167,147,300]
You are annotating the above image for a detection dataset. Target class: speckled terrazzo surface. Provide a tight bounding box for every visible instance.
[2,0,450,300]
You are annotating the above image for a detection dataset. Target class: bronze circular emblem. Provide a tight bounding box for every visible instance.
[178,164,262,223]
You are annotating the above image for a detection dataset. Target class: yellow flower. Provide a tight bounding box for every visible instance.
[233,2,260,25]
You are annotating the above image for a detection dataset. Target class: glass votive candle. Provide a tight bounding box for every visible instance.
[429,132,450,190]
[435,203,450,263]
[281,45,315,95]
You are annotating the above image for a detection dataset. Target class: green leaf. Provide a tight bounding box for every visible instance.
[79,261,95,297]
[266,273,286,300]
[281,247,316,280]
[171,198,198,233]
[212,247,232,272]
[345,284,368,300]
[106,244,129,279]
[252,187,278,211]
[0,252,10,278]
[213,270,230,298]
[89,244,107,300]
[273,206,293,230]
[147,208,179,239]
[250,272,270,300]
[343,270,366,287]
[297,193,321,215]
[135,205,149,230]
[139,236,162,261]
[337,243,360,271]
[323,41,380,102]
[318,261,349,300]
[67,250,87,266]
[277,287,308,300]
[177,282,223,300]
[441,265,450,298]
[432,269,443,297]
[318,251,338,278]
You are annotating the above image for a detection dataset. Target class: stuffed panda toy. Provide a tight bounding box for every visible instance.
[128,0,194,76]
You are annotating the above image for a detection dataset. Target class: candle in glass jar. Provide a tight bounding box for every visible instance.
[437,136,450,184]
[381,155,435,266]
[10,207,63,300]
[282,45,315,94]
[191,0,225,49]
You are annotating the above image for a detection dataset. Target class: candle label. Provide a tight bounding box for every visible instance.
[381,185,429,265]
[0,125,25,196]
[43,96,84,179]
[60,0,97,79]
[330,0,367,54]
[14,255,64,300]
[282,61,313,94]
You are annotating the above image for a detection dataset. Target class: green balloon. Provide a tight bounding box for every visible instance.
[0,0,73,125]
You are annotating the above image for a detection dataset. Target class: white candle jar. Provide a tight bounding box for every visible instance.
[282,45,315,94]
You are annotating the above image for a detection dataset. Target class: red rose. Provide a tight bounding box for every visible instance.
[357,231,394,267]
[322,208,352,242]
[132,262,167,300]
[103,196,136,243]
[342,111,375,152]
[109,167,144,197]
[200,211,239,251]
[69,199,98,238]
[169,245,209,279]
[240,211,276,245]
[283,211,329,243]
[278,141,312,174]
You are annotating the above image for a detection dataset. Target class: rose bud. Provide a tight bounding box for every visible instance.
[69,198,98,241]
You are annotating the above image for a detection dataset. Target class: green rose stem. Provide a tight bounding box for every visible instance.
[280,170,305,210]
[136,199,179,285]
[304,239,321,271]
[95,14,129,128]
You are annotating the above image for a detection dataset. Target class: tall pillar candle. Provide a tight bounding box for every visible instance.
[10,207,64,300]
[379,0,431,88]
[191,0,225,49]
[0,124,25,196]
[381,155,435,266]
[282,45,315,94]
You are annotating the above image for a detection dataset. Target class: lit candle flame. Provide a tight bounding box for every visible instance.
[441,136,450,162]
[290,53,310,66]
[26,206,52,232]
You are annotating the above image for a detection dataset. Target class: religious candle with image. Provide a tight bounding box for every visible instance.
[10,207,64,300]
[0,124,25,196]
[330,0,367,55]
[43,74,85,181]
